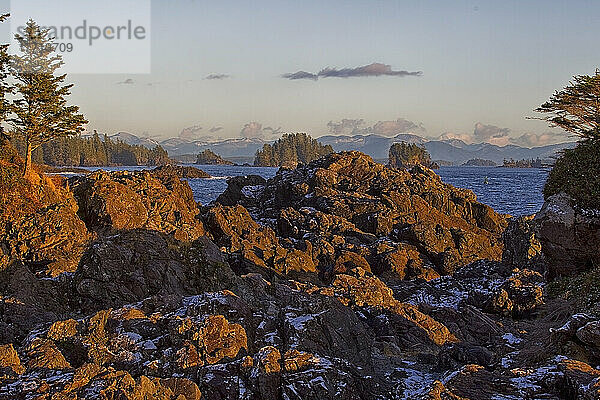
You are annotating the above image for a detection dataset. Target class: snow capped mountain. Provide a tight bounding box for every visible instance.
[318,133,574,163]
[160,136,269,157]
[99,131,574,165]
[109,132,160,148]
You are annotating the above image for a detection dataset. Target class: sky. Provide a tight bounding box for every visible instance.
[1,0,599,146]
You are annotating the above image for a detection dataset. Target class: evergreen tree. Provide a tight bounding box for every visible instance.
[534,69,600,141]
[389,142,433,169]
[0,14,11,141]
[254,133,333,167]
[7,19,87,177]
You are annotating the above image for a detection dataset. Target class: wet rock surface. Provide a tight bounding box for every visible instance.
[2,147,600,399]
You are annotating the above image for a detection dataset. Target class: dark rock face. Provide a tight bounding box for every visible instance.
[74,231,236,313]
[216,175,266,207]
[535,193,600,278]
[502,215,544,271]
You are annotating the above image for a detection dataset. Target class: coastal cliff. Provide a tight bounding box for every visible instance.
[1,143,599,399]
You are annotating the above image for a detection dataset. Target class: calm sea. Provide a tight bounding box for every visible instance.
[75,165,549,216]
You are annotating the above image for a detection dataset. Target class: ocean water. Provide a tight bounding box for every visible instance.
[436,166,549,216]
[76,164,549,216]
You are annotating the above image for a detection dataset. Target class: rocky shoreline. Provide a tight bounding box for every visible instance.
[1,147,599,399]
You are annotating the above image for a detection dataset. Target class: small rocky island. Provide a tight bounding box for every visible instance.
[196,149,234,166]
[1,139,600,399]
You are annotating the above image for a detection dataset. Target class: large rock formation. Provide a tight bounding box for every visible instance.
[217,151,507,278]
[4,145,600,399]
[71,169,208,241]
[535,193,600,278]
[0,153,91,277]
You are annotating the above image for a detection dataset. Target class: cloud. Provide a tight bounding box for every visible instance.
[283,63,422,81]
[179,125,203,140]
[117,78,135,85]
[240,122,284,139]
[205,73,231,80]
[439,124,570,147]
[510,132,570,147]
[281,71,318,80]
[472,122,511,146]
[209,126,223,133]
[370,118,425,136]
[263,126,283,136]
[327,117,424,136]
[438,132,474,144]
[327,119,365,135]
[240,122,264,138]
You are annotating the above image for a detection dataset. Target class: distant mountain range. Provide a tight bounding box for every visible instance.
[317,133,575,164]
[101,131,576,166]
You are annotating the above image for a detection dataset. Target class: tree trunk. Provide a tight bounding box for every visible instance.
[24,141,33,178]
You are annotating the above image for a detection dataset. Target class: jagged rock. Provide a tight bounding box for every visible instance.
[558,359,600,399]
[71,170,207,241]
[204,204,318,278]
[0,168,91,276]
[298,268,457,347]
[577,321,600,348]
[219,151,507,278]
[0,287,378,399]
[216,175,267,206]
[487,269,544,317]
[5,143,599,399]
[0,344,25,376]
[535,193,600,278]
[74,230,236,312]
[374,242,439,281]
[48,319,79,341]
[179,314,248,364]
[151,164,211,179]
[26,338,72,370]
[502,215,544,271]
[253,346,281,399]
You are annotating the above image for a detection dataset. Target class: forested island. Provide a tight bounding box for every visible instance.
[463,158,497,167]
[502,158,545,168]
[254,132,333,167]
[388,141,439,169]
[10,131,170,167]
[196,149,234,165]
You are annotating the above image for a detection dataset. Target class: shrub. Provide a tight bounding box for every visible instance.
[544,141,600,210]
